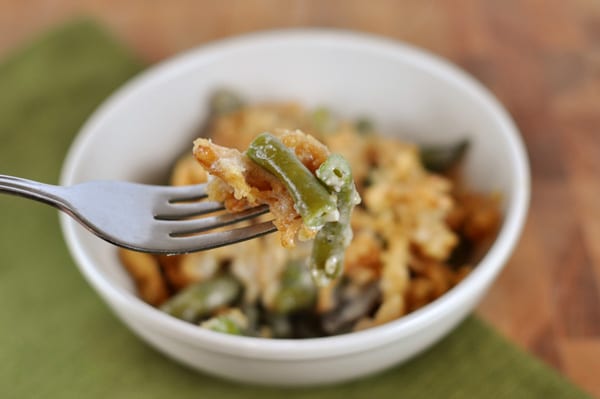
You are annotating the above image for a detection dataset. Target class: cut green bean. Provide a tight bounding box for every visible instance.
[354,117,374,135]
[201,315,243,335]
[246,133,338,228]
[420,139,469,173]
[309,223,351,286]
[273,260,317,314]
[200,309,248,335]
[210,88,244,116]
[159,275,241,322]
[311,154,361,286]
[316,153,353,193]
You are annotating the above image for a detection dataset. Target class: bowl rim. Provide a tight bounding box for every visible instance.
[60,28,530,360]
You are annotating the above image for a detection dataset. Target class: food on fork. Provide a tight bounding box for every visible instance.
[193,129,360,285]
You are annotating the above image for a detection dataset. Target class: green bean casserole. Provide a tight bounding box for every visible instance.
[118,90,501,338]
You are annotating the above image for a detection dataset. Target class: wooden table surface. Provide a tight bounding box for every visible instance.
[1,0,599,396]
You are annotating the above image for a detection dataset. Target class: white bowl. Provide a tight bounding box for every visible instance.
[60,30,529,386]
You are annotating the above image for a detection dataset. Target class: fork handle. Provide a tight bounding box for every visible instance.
[0,175,67,209]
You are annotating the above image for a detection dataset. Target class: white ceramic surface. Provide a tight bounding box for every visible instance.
[60,30,530,386]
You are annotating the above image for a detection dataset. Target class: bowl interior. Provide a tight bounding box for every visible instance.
[61,31,528,337]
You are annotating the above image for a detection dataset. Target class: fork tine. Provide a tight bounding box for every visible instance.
[167,221,277,253]
[154,200,225,219]
[163,205,270,236]
[162,184,209,202]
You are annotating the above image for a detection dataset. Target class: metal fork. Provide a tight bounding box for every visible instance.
[0,175,276,254]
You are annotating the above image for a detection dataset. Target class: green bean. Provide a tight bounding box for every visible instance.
[311,155,361,286]
[159,275,241,322]
[315,153,353,193]
[210,88,244,116]
[200,308,248,335]
[354,117,374,135]
[309,223,350,286]
[246,133,338,228]
[420,139,469,173]
[273,260,317,314]
[201,315,244,335]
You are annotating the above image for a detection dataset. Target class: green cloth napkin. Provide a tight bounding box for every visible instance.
[0,20,591,399]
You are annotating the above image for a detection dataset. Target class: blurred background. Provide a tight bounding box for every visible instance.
[0,0,599,396]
